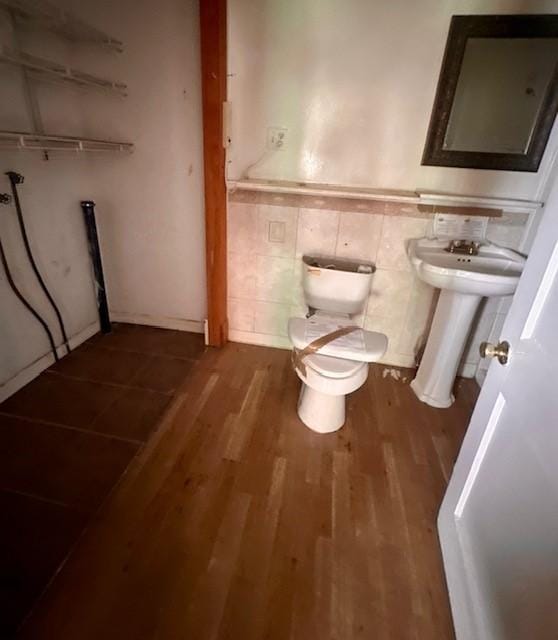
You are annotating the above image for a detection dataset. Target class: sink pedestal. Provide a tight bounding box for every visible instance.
[411,289,482,408]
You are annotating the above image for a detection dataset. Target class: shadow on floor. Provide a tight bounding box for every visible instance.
[0,324,205,637]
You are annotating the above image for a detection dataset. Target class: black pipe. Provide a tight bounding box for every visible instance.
[0,207,59,363]
[5,171,71,354]
[80,200,111,334]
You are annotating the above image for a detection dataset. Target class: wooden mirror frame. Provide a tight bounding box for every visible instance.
[422,15,558,172]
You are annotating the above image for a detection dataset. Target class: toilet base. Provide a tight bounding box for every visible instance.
[297,383,346,433]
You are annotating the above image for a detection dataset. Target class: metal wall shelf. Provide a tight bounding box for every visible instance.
[0,46,127,95]
[0,131,134,153]
[0,0,123,51]
[0,1,132,157]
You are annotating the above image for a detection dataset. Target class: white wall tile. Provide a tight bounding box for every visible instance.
[228,298,255,331]
[227,199,528,368]
[364,314,406,365]
[398,278,436,357]
[290,305,308,321]
[366,268,413,318]
[486,218,525,250]
[376,216,428,271]
[296,208,339,258]
[364,314,399,337]
[229,329,291,350]
[255,255,295,303]
[335,212,383,263]
[254,301,291,336]
[228,251,256,299]
[228,202,258,254]
[257,204,298,257]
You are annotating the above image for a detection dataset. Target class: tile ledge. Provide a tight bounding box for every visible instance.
[227,179,542,214]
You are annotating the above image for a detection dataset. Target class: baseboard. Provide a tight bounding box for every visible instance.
[229,329,291,350]
[110,311,204,334]
[0,320,100,404]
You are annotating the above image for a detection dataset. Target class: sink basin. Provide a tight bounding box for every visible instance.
[407,238,525,408]
[408,238,525,296]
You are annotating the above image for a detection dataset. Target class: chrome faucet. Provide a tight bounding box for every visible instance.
[445,239,481,256]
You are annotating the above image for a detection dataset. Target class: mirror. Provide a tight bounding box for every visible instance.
[423,16,558,172]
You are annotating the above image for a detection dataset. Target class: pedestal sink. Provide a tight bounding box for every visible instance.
[408,238,525,408]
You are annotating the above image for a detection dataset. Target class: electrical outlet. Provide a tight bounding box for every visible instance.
[267,127,288,150]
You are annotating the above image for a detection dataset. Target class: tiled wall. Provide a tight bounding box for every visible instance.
[227,191,530,377]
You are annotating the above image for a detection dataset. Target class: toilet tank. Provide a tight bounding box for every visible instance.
[301,255,374,314]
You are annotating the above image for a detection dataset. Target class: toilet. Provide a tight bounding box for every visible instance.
[288,255,388,433]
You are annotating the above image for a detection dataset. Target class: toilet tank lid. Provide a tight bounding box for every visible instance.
[288,316,388,363]
[303,255,375,274]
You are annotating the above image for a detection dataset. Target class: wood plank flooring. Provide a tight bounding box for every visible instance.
[11,339,477,640]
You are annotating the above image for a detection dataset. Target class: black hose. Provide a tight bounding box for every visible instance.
[0,232,59,362]
[5,171,71,354]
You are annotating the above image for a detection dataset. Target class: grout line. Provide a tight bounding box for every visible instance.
[88,370,183,437]
[292,205,300,258]
[13,441,146,635]
[2,487,76,510]
[333,208,342,256]
[0,411,145,446]
[44,370,176,396]
[86,343,205,361]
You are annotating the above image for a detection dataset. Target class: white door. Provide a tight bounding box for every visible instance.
[439,176,558,640]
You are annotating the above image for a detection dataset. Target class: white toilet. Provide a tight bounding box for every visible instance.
[288,255,388,433]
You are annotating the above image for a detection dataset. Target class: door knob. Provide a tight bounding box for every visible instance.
[479,340,510,365]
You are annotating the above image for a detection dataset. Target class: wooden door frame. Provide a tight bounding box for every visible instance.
[200,0,228,347]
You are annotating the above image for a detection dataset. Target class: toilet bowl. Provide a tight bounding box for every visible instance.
[294,350,369,433]
[288,256,388,433]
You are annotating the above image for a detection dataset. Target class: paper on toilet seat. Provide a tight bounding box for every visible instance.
[304,318,365,351]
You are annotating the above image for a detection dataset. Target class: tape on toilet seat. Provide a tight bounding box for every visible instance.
[292,326,359,377]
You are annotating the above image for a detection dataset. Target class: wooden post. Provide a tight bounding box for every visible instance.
[200,0,228,347]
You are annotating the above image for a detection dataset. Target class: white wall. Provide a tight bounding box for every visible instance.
[0,0,206,399]
[0,154,100,399]
[228,0,558,200]
[69,0,206,329]
[0,15,101,398]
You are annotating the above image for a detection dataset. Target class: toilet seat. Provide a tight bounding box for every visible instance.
[304,352,366,378]
[288,314,387,364]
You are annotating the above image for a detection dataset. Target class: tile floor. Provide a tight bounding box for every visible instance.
[0,324,205,637]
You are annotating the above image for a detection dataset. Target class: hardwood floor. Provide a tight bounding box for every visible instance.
[13,340,478,640]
